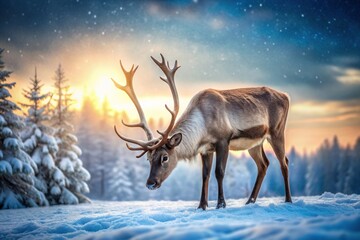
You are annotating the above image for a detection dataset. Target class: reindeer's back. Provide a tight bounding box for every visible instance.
[174,87,290,153]
[192,87,289,132]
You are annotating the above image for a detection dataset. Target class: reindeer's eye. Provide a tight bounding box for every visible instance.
[161,155,169,165]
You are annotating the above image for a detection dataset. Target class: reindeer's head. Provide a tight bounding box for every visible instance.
[145,132,182,189]
[112,54,181,190]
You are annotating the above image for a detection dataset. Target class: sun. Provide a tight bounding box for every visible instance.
[86,73,140,116]
[94,75,116,100]
[86,74,117,109]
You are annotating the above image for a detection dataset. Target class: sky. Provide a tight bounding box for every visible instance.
[1,0,359,152]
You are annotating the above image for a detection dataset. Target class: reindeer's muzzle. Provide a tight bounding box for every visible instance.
[146,179,160,190]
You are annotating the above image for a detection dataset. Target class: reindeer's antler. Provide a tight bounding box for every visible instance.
[112,61,154,158]
[112,54,180,158]
[147,54,180,150]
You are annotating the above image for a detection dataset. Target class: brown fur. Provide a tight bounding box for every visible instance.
[234,125,269,140]
[170,86,292,209]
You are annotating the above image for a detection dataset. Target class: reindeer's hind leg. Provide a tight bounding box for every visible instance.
[269,135,292,203]
[246,144,269,204]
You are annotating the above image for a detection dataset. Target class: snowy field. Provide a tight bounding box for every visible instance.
[1,193,360,240]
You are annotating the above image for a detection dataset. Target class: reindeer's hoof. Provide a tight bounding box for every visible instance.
[198,202,208,210]
[216,201,226,209]
[246,198,256,205]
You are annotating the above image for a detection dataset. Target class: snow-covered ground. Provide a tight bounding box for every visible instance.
[1,193,360,240]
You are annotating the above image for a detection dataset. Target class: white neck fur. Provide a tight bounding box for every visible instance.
[171,108,205,160]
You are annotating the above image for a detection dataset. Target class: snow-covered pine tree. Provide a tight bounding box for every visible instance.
[96,97,119,199]
[336,144,350,193]
[225,154,251,199]
[263,152,283,196]
[0,49,48,209]
[51,64,90,204]
[323,136,340,193]
[76,94,100,199]
[306,140,328,195]
[128,153,150,200]
[345,137,360,194]
[103,108,138,201]
[105,152,134,201]
[20,67,65,204]
[288,147,307,195]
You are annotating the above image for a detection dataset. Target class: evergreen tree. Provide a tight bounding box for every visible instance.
[20,68,65,204]
[324,136,340,192]
[306,140,327,195]
[105,152,133,201]
[302,151,310,195]
[345,137,360,193]
[103,109,138,200]
[264,152,283,196]
[336,144,350,193]
[76,94,100,198]
[129,154,151,200]
[225,154,251,199]
[51,64,90,204]
[111,109,149,200]
[288,147,307,195]
[95,97,117,198]
[0,49,48,209]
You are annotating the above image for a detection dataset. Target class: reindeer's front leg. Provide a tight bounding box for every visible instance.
[215,141,229,209]
[198,152,213,210]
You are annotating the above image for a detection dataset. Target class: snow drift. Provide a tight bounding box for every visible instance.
[1,193,360,239]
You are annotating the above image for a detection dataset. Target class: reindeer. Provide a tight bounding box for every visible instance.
[112,54,292,210]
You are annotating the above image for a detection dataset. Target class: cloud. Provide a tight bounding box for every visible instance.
[289,100,360,128]
[331,66,360,84]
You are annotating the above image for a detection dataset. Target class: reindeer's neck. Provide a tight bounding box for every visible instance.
[171,108,205,160]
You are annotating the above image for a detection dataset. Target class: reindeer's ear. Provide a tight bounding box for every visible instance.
[167,133,182,148]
